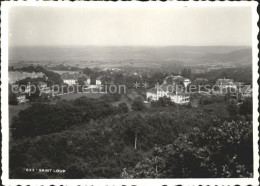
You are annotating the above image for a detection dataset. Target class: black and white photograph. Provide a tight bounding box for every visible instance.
[1,1,259,185]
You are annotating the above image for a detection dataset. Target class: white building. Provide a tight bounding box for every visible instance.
[16,94,28,104]
[215,78,244,93]
[96,77,102,86]
[215,78,236,90]
[63,79,77,85]
[61,72,88,86]
[86,77,91,85]
[240,85,252,99]
[146,75,190,104]
[183,78,191,88]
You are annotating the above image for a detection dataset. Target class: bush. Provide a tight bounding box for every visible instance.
[131,97,146,111]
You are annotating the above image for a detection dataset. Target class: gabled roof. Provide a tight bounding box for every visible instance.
[166,75,185,82]
[240,85,252,93]
[158,83,184,93]
[215,78,234,85]
[233,82,244,86]
[147,88,157,94]
[184,78,191,82]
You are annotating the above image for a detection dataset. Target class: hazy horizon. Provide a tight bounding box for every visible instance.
[8,45,252,64]
[9,6,252,47]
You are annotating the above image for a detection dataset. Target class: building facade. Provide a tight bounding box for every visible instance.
[16,94,28,104]
[146,75,190,104]
[215,78,244,93]
[96,78,102,86]
[63,79,77,85]
[240,85,252,99]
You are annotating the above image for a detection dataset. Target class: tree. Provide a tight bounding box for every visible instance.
[77,77,87,87]
[117,102,129,113]
[9,84,18,105]
[131,97,146,111]
[157,96,172,107]
[151,96,173,108]
[148,72,166,85]
[239,98,252,116]
[82,67,93,76]
[227,100,238,116]
[127,114,146,149]
[181,68,191,79]
[129,145,166,178]
[130,120,253,178]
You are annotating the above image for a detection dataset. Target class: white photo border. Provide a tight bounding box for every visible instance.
[1,1,259,185]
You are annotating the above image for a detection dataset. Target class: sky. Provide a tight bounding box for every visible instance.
[8,6,252,47]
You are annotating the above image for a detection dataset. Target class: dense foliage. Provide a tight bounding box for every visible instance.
[9,93,253,178]
[11,97,120,138]
[46,64,81,71]
[128,120,252,178]
[9,65,253,179]
[11,104,83,138]
[9,84,18,105]
[131,97,146,111]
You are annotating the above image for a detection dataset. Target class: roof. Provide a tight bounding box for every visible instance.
[158,83,184,93]
[166,75,185,82]
[147,88,157,94]
[240,85,252,93]
[168,92,188,96]
[215,78,234,85]
[233,82,244,86]
[147,75,188,95]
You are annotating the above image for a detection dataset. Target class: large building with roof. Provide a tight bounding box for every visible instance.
[61,72,88,85]
[16,94,28,104]
[96,77,102,86]
[146,75,190,104]
[239,85,252,99]
[215,78,244,93]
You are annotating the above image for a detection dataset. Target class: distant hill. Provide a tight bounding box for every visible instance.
[202,48,252,64]
[9,46,252,66]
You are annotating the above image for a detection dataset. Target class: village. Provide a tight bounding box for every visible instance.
[4,3,256,181]
[8,64,254,180]
[9,65,252,107]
